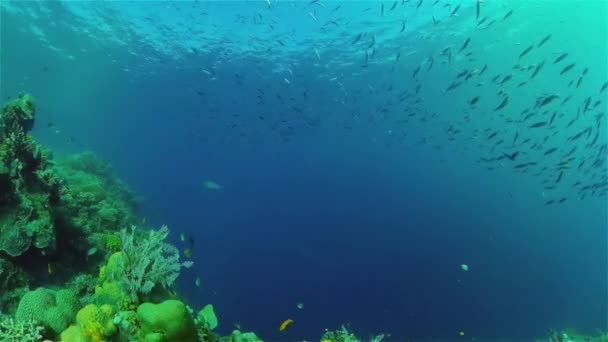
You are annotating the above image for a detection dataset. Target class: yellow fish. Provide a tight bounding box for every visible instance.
[195,277,201,287]
[26,134,33,140]
[278,319,293,331]
[183,248,192,258]
[47,262,53,274]
[180,233,185,242]
[459,331,465,336]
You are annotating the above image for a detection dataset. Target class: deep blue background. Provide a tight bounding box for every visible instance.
[1,1,606,341]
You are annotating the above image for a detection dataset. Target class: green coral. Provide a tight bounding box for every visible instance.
[15,287,79,334]
[0,93,35,131]
[197,304,218,330]
[225,330,263,342]
[76,303,117,341]
[137,299,197,342]
[54,152,136,235]
[0,316,44,342]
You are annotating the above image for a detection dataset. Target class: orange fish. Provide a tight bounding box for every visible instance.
[279,319,293,331]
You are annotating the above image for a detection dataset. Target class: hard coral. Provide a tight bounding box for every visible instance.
[137,299,197,342]
[0,316,44,342]
[15,287,79,334]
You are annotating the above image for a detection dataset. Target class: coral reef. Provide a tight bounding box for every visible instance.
[0,94,262,341]
[0,93,60,258]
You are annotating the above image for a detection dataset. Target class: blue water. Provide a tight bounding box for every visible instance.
[1,1,606,341]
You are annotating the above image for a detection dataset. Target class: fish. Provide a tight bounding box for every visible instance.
[450,4,460,16]
[412,66,421,78]
[180,233,185,242]
[479,64,488,75]
[536,95,559,108]
[582,96,592,112]
[600,81,608,93]
[352,33,363,45]
[503,151,519,160]
[544,147,558,155]
[426,56,434,71]
[553,53,568,64]
[512,131,519,145]
[368,35,376,49]
[183,248,192,258]
[279,319,294,331]
[568,127,591,141]
[400,21,406,33]
[204,180,221,190]
[529,121,547,128]
[549,112,557,125]
[494,96,509,111]
[519,45,533,59]
[390,1,398,10]
[456,70,469,79]
[446,81,462,91]
[537,34,551,47]
[459,37,471,52]
[560,63,575,75]
[514,162,537,169]
[500,75,512,84]
[502,10,513,21]
[476,0,480,20]
[195,277,201,287]
[530,60,545,79]
[308,12,317,21]
[469,96,480,106]
[47,262,53,274]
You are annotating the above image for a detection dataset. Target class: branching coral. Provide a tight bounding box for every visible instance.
[0,316,44,342]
